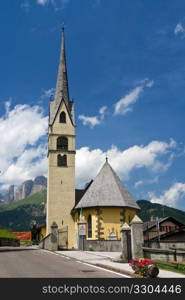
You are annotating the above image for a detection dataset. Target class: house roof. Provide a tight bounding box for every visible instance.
[75,160,140,210]
[143,216,184,232]
[75,189,86,206]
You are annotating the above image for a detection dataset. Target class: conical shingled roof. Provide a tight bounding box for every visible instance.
[75,161,140,210]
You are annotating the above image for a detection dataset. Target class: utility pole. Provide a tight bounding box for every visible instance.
[156,217,160,248]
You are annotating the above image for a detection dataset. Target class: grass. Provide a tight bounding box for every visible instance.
[156,261,185,275]
[0,191,46,231]
[0,190,46,212]
[0,229,18,239]
[20,240,32,245]
[118,256,185,275]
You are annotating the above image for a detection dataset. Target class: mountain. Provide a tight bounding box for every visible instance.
[31,176,47,195]
[15,180,33,202]
[1,185,15,204]
[1,176,47,204]
[0,196,185,231]
[0,190,46,231]
[137,200,185,224]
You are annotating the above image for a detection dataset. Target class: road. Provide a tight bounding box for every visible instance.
[0,247,126,278]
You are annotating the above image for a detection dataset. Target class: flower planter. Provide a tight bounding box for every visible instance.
[130,258,159,278]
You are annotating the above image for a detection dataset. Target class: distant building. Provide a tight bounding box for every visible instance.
[143,216,184,245]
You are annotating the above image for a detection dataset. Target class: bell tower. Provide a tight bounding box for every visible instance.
[46,26,76,249]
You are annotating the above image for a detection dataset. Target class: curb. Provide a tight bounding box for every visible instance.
[55,251,135,277]
[91,262,135,278]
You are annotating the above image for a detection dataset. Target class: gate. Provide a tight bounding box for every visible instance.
[58,226,68,249]
[126,230,132,261]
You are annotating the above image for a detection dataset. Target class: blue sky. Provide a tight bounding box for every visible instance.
[0,0,185,210]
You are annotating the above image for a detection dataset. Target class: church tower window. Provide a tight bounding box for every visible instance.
[57,154,67,167]
[60,111,66,123]
[57,136,68,150]
[87,215,92,238]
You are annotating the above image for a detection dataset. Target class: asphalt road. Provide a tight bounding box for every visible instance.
[0,247,125,278]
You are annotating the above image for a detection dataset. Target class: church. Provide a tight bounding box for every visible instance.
[46,27,140,250]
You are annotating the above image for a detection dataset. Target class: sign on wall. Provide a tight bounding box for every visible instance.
[78,224,86,236]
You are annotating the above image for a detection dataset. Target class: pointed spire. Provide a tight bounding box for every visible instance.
[55,24,70,107]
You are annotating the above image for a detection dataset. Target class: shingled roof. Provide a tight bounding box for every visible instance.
[75,160,140,210]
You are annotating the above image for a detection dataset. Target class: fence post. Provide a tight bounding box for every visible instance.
[130,215,144,258]
[120,223,132,262]
[50,221,59,251]
[78,218,87,250]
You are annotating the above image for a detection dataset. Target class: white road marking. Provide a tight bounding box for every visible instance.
[42,250,129,277]
[42,250,71,260]
[76,261,130,278]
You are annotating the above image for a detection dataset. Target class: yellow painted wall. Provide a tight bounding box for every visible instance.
[39,226,46,240]
[102,207,136,240]
[75,207,137,240]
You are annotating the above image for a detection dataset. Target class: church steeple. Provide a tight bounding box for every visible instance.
[55,25,70,107]
[49,25,75,125]
[47,25,76,248]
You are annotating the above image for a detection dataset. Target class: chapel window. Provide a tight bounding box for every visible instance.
[87,215,92,238]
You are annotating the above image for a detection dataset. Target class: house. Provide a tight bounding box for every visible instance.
[143,216,184,247]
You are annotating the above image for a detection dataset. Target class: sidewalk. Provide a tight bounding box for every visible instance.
[55,250,185,278]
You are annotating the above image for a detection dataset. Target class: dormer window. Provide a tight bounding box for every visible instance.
[60,111,66,123]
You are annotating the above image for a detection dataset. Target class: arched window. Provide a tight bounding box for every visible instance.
[87,215,92,238]
[57,136,68,150]
[60,111,66,123]
[57,154,67,167]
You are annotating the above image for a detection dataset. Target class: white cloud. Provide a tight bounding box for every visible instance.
[20,1,30,11]
[37,0,48,5]
[114,79,154,115]
[1,146,47,189]
[174,23,185,38]
[149,182,185,208]
[146,80,154,88]
[36,0,70,9]
[134,180,143,188]
[76,139,176,187]
[79,105,107,128]
[134,176,159,188]
[0,103,177,192]
[78,115,101,128]
[41,88,55,99]
[0,103,48,188]
[99,105,107,119]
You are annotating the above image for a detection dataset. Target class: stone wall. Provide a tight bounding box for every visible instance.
[144,240,185,250]
[143,247,185,262]
[84,239,122,252]
[39,233,58,251]
[0,238,20,247]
